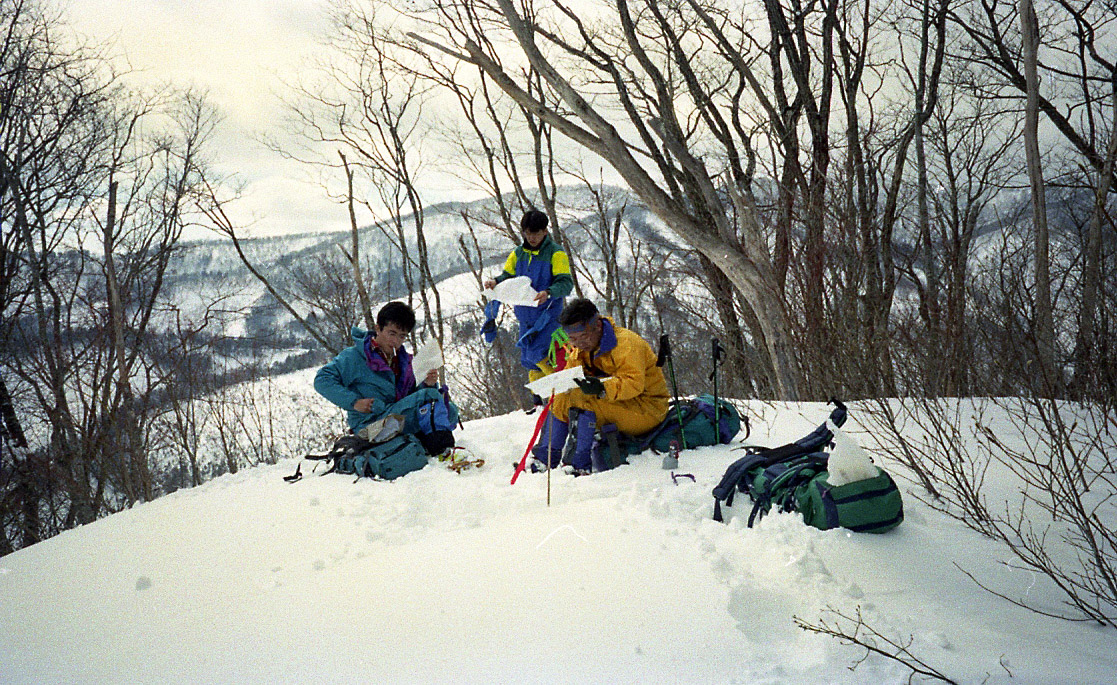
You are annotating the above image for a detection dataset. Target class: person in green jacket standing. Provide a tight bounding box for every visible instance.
[483,209,575,383]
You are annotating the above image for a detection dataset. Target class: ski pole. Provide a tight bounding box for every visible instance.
[651,289,688,461]
[659,334,687,468]
[659,335,688,446]
[711,338,724,434]
[511,392,556,485]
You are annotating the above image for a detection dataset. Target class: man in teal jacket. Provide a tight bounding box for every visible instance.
[483,209,575,382]
[314,302,455,440]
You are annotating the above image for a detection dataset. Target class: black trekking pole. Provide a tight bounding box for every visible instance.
[711,338,725,432]
[658,334,687,468]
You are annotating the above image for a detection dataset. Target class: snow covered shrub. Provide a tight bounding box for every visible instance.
[860,396,1117,627]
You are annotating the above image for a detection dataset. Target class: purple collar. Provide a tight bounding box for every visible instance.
[593,318,618,360]
[363,336,416,400]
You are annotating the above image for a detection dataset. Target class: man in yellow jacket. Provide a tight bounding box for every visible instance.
[533,298,669,473]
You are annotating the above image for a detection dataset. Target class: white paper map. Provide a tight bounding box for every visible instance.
[411,339,443,381]
[489,276,540,307]
[524,365,585,397]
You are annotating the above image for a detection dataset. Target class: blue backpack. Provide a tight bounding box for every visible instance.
[337,433,429,480]
[415,385,460,455]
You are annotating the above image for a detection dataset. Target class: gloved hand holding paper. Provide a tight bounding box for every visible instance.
[525,365,585,397]
[525,366,614,398]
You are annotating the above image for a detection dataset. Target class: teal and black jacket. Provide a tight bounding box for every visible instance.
[314,327,441,434]
[493,234,574,369]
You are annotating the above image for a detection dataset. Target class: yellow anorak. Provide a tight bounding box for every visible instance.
[552,316,669,435]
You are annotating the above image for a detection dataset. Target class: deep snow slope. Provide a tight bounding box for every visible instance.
[1,402,1113,684]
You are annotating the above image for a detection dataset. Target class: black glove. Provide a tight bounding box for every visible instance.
[574,376,606,398]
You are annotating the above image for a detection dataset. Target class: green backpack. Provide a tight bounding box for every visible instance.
[744,454,904,533]
[711,399,903,533]
[632,394,746,454]
[287,432,429,483]
[336,433,429,481]
[796,468,904,533]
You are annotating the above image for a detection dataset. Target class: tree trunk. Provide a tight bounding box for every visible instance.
[411,8,803,399]
[1071,82,1116,399]
[700,254,754,397]
[1020,0,1056,393]
[340,153,376,332]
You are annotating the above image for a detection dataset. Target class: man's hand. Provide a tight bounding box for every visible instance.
[483,279,496,289]
[353,398,375,413]
[574,376,605,398]
[533,289,550,305]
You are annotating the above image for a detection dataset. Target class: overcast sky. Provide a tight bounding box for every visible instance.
[60,0,624,241]
[65,0,353,238]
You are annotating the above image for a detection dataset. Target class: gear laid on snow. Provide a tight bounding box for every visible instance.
[711,399,904,534]
[438,447,485,473]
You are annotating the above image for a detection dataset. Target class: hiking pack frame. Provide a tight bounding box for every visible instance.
[285,434,376,483]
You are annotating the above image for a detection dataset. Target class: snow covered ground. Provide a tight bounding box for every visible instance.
[1,373,1113,684]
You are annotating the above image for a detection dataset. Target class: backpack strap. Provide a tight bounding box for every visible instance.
[286,433,368,482]
[711,452,770,522]
[747,453,829,527]
[735,399,847,463]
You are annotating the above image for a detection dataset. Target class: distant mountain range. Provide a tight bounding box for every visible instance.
[162,182,1091,346]
[163,186,669,340]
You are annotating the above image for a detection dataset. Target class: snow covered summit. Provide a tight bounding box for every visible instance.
[1,400,1112,684]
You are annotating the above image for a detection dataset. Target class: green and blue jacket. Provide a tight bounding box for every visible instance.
[493,234,574,369]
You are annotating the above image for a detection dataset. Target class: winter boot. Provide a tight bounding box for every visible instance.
[565,408,597,472]
[531,411,569,469]
[591,423,625,472]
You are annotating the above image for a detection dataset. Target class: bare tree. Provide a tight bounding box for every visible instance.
[273,0,447,346]
[861,393,1117,627]
[197,184,340,354]
[408,0,804,399]
[795,606,961,683]
[1,0,114,532]
[950,0,1117,399]
[1018,0,1056,390]
[0,0,224,551]
[896,66,1022,396]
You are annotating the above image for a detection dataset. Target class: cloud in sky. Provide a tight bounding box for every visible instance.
[65,0,350,237]
[61,0,624,239]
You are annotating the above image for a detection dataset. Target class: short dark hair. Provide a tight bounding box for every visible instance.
[558,298,599,326]
[520,209,549,233]
[377,301,416,332]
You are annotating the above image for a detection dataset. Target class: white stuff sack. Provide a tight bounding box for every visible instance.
[825,420,879,486]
